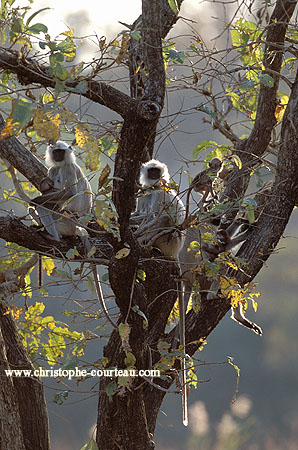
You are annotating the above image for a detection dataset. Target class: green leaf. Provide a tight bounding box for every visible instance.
[132,306,148,327]
[0,96,11,103]
[193,140,217,158]
[137,270,146,281]
[55,53,64,63]
[67,80,88,94]
[55,63,69,81]
[66,247,79,260]
[27,23,48,34]
[80,439,99,450]
[47,41,57,52]
[53,390,69,405]
[124,352,136,367]
[105,381,117,397]
[259,73,274,87]
[102,272,109,282]
[26,7,51,26]
[168,0,179,14]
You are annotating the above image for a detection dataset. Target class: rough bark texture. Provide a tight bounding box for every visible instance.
[0,303,50,450]
[0,326,26,450]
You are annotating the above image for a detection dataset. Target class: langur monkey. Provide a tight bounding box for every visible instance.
[30,141,92,241]
[185,158,222,218]
[30,141,117,330]
[132,159,188,425]
[133,159,185,258]
[178,221,263,336]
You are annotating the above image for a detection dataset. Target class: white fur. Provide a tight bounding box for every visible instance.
[35,141,93,240]
[133,159,185,258]
[45,141,76,168]
[139,159,170,188]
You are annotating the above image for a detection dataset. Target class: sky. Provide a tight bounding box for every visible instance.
[35,0,142,38]
[19,0,212,44]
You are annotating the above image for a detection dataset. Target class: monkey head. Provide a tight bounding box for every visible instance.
[139,159,170,188]
[208,158,222,172]
[45,141,76,167]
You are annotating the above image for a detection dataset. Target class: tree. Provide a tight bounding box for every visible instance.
[0,0,297,448]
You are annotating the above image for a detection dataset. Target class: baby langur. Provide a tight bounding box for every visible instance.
[185,158,222,218]
[132,159,188,425]
[133,159,185,258]
[30,141,116,330]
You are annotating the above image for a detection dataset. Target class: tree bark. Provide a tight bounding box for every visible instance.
[0,303,50,450]
[0,325,26,450]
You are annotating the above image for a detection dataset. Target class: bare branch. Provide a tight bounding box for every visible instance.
[0,48,160,121]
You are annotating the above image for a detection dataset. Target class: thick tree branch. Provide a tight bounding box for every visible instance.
[0,48,160,121]
[0,115,46,188]
[0,215,112,262]
[112,0,167,235]
[0,302,50,450]
[235,69,298,282]
[224,0,297,203]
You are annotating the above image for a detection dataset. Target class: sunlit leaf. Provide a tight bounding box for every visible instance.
[115,248,130,259]
[168,0,179,14]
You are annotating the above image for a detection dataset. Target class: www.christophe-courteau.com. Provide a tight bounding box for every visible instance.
[4,367,161,380]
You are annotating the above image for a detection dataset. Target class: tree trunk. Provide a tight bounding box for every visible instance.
[0,303,50,450]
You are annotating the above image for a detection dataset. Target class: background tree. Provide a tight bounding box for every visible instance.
[0,0,297,449]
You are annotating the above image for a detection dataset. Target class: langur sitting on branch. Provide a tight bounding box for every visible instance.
[30,141,117,330]
[132,159,185,258]
[30,141,92,241]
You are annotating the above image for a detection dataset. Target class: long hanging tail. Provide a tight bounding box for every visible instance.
[231,304,263,335]
[177,280,188,426]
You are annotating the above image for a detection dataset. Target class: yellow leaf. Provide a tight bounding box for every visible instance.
[61,28,74,38]
[0,116,18,140]
[75,123,90,148]
[33,109,61,142]
[98,164,111,189]
[42,256,55,276]
[116,33,130,64]
[275,93,288,122]
[115,248,131,259]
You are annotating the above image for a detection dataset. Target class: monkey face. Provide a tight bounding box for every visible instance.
[147,167,161,180]
[52,149,65,162]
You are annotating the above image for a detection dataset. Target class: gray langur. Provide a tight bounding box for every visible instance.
[30,141,92,241]
[133,159,186,258]
[178,221,262,335]
[185,158,222,218]
[132,159,188,426]
[30,141,116,330]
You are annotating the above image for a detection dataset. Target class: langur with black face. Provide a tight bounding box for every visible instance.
[132,159,188,426]
[133,159,185,257]
[30,141,92,241]
[30,141,117,330]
